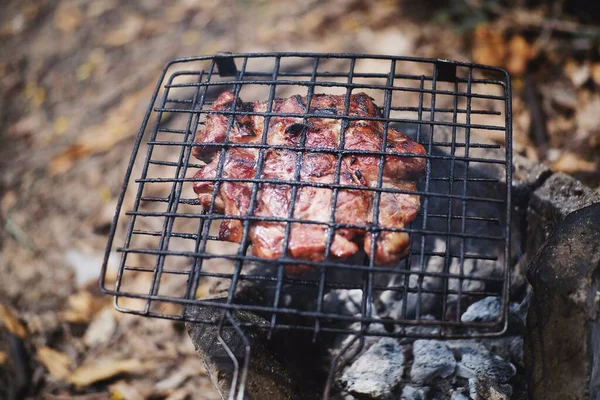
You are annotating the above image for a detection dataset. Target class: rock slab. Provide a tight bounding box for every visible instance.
[525,203,600,400]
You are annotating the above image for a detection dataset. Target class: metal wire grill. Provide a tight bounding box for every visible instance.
[100,52,512,342]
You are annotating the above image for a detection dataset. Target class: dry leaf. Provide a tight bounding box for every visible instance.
[0,303,27,338]
[506,35,534,75]
[60,291,106,323]
[84,307,117,347]
[87,0,118,18]
[592,62,600,86]
[54,116,70,136]
[0,351,8,365]
[472,25,506,67]
[54,5,84,33]
[564,60,590,88]
[102,13,145,47]
[68,358,148,387]
[37,346,72,380]
[109,381,146,400]
[49,86,152,175]
[24,82,45,107]
[552,151,598,174]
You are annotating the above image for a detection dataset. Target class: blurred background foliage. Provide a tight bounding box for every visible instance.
[0,0,598,398]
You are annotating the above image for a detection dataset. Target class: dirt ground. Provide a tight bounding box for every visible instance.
[0,0,598,399]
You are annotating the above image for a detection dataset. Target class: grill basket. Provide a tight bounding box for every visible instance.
[100,52,512,399]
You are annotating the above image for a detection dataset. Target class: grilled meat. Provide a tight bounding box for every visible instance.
[192,91,425,270]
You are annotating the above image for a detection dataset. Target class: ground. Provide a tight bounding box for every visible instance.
[0,0,598,398]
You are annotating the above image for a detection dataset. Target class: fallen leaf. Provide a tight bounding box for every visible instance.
[37,346,72,380]
[472,25,506,67]
[24,82,45,107]
[87,0,118,18]
[54,116,70,136]
[592,62,600,86]
[0,303,27,338]
[1,190,18,216]
[49,86,151,175]
[54,5,84,33]
[506,35,534,75]
[0,351,8,365]
[6,114,45,137]
[552,151,598,174]
[60,291,106,323]
[564,60,590,88]
[102,13,145,47]
[84,307,117,347]
[182,30,200,46]
[109,381,146,400]
[68,358,148,387]
[0,62,6,78]
[0,13,26,37]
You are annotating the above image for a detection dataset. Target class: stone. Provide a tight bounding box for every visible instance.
[340,337,405,399]
[525,203,600,400]
[400,385,429,400]
[455,346,516,384]
[460,296,501,323]
[525,172,600,262]
[410,340,456,384]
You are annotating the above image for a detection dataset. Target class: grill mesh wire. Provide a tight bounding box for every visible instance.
[100,52,512,340]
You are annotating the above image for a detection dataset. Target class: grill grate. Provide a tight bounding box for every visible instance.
[100,52,512,398]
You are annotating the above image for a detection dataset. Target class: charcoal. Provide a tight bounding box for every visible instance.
[450,391,469,400]
[400,385,429,400]
[340,338,405,399]
[454,346,516,383]
[410,340,456,384]
[460,296,501,323]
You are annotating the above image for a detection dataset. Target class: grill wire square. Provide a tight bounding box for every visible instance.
[100,52,512,343]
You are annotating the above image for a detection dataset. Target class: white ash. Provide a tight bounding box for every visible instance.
[400,385,429,400]
[322,289,364,316]
[410,340,456,384]
[450,391,469,400]
[461,296,502,323]
[340,337,405,399]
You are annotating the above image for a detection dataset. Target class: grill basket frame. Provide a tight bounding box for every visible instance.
[99,53,513,396]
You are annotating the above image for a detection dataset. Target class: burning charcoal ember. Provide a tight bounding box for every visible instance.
[340,338,405,399]
[468,376,512,400]
[400,385,429,400]
[460,296,501,323]
[454,346,516,384]
[410,340,456,384]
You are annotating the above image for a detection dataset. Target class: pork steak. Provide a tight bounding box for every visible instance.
[192,91,426,272]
